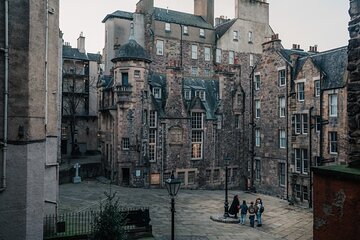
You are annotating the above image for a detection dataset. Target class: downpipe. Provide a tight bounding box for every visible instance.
[1,0,9,192]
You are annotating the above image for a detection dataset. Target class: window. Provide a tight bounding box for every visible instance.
[255,100,260,118]
[255,128,260,147]
[213,169,220,181]
[121,72,129,86]
[235,115,240,129]
[255,159,261,180]
[204,69,210,77]
[329,94,338,117]
[315,80,320,97]
[204,47,211,61]
[149,110,157,128]
[279,163,285,186]
[315,116,321,132]
[191,67,198,76]
[199,29,205,37]
[295,148,308,174]
[184,89,191,100]
[156,40,164,55]
[303,186,308,200]
[134,70,140,78]
[177,172,185,185]
[248,31,253,43]
[279,97,286,117]
[191,44,198,59]
[188,171,195,184]
[195,90,205,101]
[149,129,156,162]
[297,82,304,101]
[229,51,234,64]
[293,113,308,135]
[233,30,239,40]
[237,94,242,107]
[191,112,203,159]
[254,74,260,90]
[295,184,301,198]
[278,69,286,86]
[302,114,308,134]
[206,169,211,182]
[329,131,338,154]
[165,22,171,31]
[216,49,221,63]
[152,87,161,99]
[249,54,254,67]
[183,26,188,34]
[279,129,286,148]
[122,138,130,150]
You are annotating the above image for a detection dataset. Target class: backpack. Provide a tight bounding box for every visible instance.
[248,205,255,214]
[260,205,264,213]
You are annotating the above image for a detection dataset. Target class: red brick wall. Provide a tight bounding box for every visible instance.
[313,174,360,240]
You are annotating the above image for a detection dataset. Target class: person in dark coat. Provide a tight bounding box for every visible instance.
[228,195,240,218]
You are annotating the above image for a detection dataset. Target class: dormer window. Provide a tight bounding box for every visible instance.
[195,90,205,101]
[199,29,205,37]
[184,89,191,100]
[165,22,171,32]
[153,87,161,99]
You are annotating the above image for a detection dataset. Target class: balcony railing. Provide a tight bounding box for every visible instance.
[115,84,132,103]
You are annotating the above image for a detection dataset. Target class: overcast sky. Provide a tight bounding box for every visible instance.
[60,0,350,54]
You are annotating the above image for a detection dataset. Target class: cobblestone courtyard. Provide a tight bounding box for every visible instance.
[59,180,313,240]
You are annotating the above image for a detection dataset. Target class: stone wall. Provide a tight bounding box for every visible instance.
[348,0,360,163]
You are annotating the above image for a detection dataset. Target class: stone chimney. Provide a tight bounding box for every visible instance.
[194,0,214,26]
[215,15,230,27]
[77,32,85,53]
[136,0,154,14]
[262,33,282,52]
[308,45,319,53]
[235,0,269,25]
[291,44,303,51]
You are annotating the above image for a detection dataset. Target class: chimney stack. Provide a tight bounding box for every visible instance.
[292,44,302,51]
[194,0,214,26]
[77,32,85,53]
[309,45,319,53]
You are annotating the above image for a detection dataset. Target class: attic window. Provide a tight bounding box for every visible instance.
[165,22,171,32]
[184,89,191,100]
[199,29,205,38]
[153,87,161,99]
[195,90,205,101]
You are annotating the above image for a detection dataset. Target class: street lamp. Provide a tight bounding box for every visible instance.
[224,156,230,218]
[165,173,181,240]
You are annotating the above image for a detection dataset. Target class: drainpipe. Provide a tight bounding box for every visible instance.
[285,64,290,200]
[249,65,255,191]
[1,0,9,192]
[309,107,314,208]
[45,0,49,127]
[319,72,324,165]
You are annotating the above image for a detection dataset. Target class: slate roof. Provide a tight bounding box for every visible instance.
[183,78,219,120]
[102,10,133,23]
[87,53,101,62]
[153,8,213,29]
[215,19,236,38]
[279,49,310,63]
[112,39,151,63]
[63,45,88,61]
[149,74,219,120]
[99,75,113,90]
[307,46,348,90]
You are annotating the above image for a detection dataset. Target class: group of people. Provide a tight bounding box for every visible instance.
[228,195,264,227]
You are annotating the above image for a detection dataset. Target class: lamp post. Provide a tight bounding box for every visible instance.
[224,156,230,218]
[165,173,181,240]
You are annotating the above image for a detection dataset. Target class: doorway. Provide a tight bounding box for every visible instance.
[122,168,130,186]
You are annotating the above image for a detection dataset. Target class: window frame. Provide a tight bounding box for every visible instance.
[229,51,234,65]
[204,47,211,61]
[278,69,286,86]
[191,112,204,159]
[156,40,164,55]
[279,129,286,149]
[255,128,260,147]
[255,99,260,118]
[248,31,253,43]
[183,25,188,35]
[279,162,286,186]
[297,82,305,101]
[314,80,320,97]
[329,131,338,154]
[216,48,222,63]
[165,22,171,32]
[233,30,239,41]
[122,137,130,150]
[191,44,198,59]
[279,96,285,117]
[152,87,162,99]
[199,29,205,37]
[329,94,338,117]
[184,89,191,100]
[254,74,260,90]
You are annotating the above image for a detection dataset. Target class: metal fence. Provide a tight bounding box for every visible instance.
[43,211,96,239]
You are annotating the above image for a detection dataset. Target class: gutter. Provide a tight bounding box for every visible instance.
[1,0,9,192]
[309,106,314,208]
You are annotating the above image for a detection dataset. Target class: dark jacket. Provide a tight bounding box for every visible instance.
[228,196,240,215]
[240,203,248,214]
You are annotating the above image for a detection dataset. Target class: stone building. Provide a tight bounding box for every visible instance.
[254,34,348,205]
[99,0,273,189]
[0,0,61,239]
[61,33,101,159]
